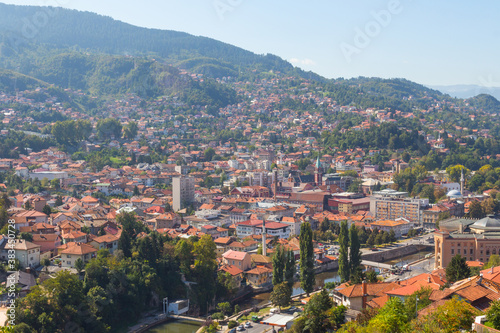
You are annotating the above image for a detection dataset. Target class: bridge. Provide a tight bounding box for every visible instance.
[361,260,394,270]
[171,315,205,323]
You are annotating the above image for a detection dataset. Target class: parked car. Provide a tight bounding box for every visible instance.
[237,325,245,331]
[229,329,236,333]
[244,321,252,328]
[251,315,261,322]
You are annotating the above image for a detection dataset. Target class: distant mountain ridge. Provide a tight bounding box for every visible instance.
[0,3,324,81]
[428,84,500,100]
[0,3,499,114]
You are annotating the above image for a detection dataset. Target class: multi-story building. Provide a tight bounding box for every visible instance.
[236,219,291,239]
[370,189,428,225]
[0,238,40,269]
[172,176,195,212]
[369,219,411,238]
[434,215,500,269]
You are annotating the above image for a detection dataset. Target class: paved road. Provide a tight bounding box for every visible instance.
[234,322,273,333]
[384,256,436,282]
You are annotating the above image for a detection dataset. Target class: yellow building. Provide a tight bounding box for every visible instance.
[434,215,500,269]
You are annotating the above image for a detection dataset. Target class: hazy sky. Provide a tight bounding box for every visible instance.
[1,0,499,87]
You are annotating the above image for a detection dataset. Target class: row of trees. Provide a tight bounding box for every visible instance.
[338,221,362,282]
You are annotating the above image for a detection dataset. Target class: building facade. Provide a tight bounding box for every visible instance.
[434,215,500,269]
[370,189,428,224]
[172,176,195,212]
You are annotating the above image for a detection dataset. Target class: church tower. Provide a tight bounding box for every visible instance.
[314,155,323,186]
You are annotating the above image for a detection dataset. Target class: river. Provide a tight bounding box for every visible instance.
[145,319,201,333]
[147,249,432,331]
[236,249,433,310]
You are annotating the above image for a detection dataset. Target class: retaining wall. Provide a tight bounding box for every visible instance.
[361,244,431,263]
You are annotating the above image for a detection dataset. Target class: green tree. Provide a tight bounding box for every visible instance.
[175,239,193,275]
[74,258,85,274]
[269,282,292,310]
[299,222,315,296]
[133,185,140,196]
[42,204,52,216]
[272,245,285,286]
[445,254,471,283]
[326,305,347,330]
[118,229,132,258]
[446,164,469,183]
[366,297,408,333]
[427,296,479,332]
[204,147,216,161]
[96,118,122,140]
[468,200,485,218]
[404,287,432,319]
[122,121,138,139]
[339,220,350,282]
[192,235,218,314]
[55,195,63,206]
[19,232,33,242]
[366,269,378,283]
[302,289,334,333]
[216,302,231,316]
[349,224,362,281]
[284,249,296,288]
[487,299,500,330]
[484,254,500,270]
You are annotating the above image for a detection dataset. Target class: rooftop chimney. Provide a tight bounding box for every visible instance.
[362,280,367,310]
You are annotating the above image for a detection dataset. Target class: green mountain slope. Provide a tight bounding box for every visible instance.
[467,94,500,113]
[0,3,498,114]
[0,3,300,77]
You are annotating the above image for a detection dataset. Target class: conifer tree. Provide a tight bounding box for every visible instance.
[299,222,315,295]
[339,220,350,282]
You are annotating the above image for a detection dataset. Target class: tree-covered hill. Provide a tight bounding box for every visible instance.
[0,3,498,114]
[0,68,50,93]
[467,93,500,113]
[0,3,297,76]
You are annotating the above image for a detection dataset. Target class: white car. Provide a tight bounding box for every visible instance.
[244,321,252,328]
[237,325,245,331]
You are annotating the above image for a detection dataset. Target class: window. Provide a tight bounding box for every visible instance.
[67,261,71,265]
[451,249,454,254]
[470,249,473,254]
[67,255,71,258]
[487,250,490,256]
[470,257,473,261]
[457,249,460,254]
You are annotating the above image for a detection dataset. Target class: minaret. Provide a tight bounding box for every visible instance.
[460,168,465,195]
[314,155,322,186]
[262,220,267,256]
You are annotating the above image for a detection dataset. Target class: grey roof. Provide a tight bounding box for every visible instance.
[471,215,500,231]
[439,218,477,230]
[7,271,36,289]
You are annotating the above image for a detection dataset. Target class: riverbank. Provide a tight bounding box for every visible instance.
[129,244,433,332]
